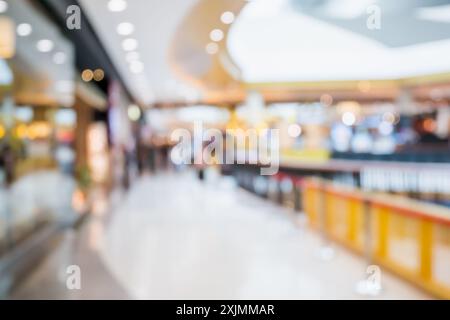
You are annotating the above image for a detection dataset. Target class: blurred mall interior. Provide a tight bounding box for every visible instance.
[0,0,449,300]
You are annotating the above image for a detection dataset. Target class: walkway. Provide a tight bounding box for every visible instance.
[12,171,430,299]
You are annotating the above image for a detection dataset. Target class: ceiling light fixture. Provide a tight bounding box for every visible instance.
[93,69,105,81]
[126,51,140,62]
[36,39,54,53]
[17,23,33,37]
[210,29,224,42]
[0,1,8,13]
[122,38,138,51]
[81,69,94,82]
[117,22,134,36]
[129,60,144,74]
[107,0,127,12]
[221,11,235,24]
[53,51,67,64]
[205,42,219,55]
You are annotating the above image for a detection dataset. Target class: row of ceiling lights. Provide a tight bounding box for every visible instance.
[102,0,239,102]
[107,0,144,75]
[1,0,105,93]
[107,0,143,118]
[0,0,67,65]
[205,11,235,55]
[81,68,105,82]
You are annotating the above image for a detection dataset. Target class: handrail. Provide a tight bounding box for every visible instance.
[303,179,450,226]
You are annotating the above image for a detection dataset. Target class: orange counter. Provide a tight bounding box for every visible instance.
[303,179,450,299]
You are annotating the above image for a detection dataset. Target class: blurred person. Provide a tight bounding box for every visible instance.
[0,143,16,186]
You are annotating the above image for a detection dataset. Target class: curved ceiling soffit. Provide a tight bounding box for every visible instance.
[168,0,247,103]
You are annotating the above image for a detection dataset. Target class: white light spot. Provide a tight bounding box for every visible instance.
[206,42,219,55]
[0,1,8,13]
[221,11,235,25]
[36,39,54,53]
[53,51,67,65]
[129,60,144,74]
[117,22,134,36]
[342,112,356,126]
[122,38,138,51]
[17,23,32,37]
[288,124,302,138]
[379,121,394,136]
[108,0,127,12]
[210,29,224,42]
[125,51,140,62]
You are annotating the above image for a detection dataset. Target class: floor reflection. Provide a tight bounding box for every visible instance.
[13,171,430,299]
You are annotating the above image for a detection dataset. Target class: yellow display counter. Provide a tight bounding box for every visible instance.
[303,179,450,299]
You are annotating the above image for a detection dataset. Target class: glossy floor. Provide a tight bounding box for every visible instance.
[12,171,430,299]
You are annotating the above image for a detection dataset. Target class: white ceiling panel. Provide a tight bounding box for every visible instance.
[79,0,203,105]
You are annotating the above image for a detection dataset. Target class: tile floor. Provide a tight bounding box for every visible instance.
[11,171,430,299]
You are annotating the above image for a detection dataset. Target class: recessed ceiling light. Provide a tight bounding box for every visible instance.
[126,51,140,62]
[117,22,134,36]
[81,69,94,82]
[122,38,138,51]
[221,11,235,25]
[0,1,8,13]
[107,0,127,12]
[129,60,144,74]
[205,42,219,55]
[93,69,105,81]
[17,23,33,37]
[53,51,66,64]
[36,39,54,53]
[210,29,224,42]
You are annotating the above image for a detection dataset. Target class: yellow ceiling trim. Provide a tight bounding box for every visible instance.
[244,72,450,91]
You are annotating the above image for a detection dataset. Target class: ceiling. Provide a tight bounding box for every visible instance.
[80,0,233,105]
[78,0,450,105]
[3,0,76,106]
[228,0,450,83]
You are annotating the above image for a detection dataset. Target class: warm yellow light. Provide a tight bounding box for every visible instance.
[81,69,94,82]
[27,122,51,139]
[358,80,371,93]
[93,69,105,81]
[0,17,16,59]
[0,125,5,139]
[336,101,361,115]
[15,124,28,139]
[72,189,87,213]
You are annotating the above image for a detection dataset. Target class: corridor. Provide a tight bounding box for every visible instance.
[12,171,430,300]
